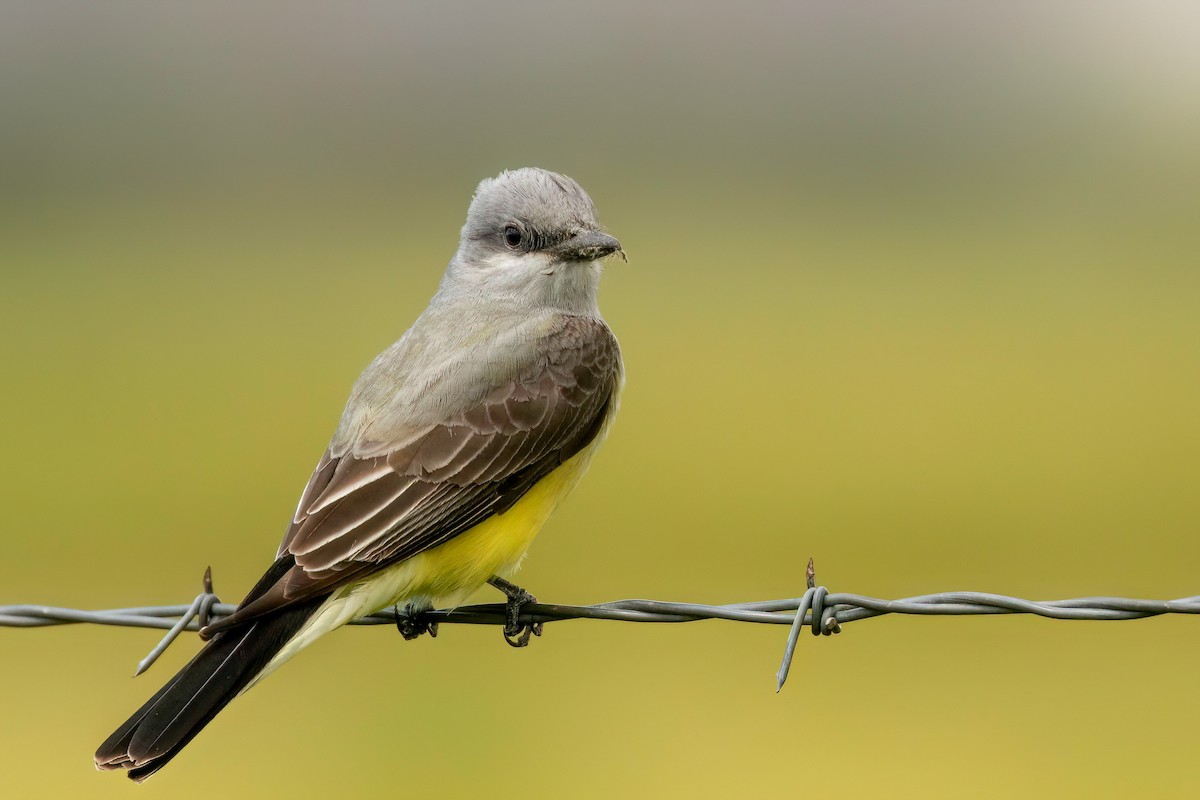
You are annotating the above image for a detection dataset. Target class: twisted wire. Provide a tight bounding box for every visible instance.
[3,560,1197,690]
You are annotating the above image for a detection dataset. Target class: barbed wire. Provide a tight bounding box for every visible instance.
[3,560,1198,691]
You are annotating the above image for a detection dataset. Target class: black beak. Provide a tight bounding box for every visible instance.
[550,230,623,262]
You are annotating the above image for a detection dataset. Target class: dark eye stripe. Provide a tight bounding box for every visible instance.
[500,224,566,253]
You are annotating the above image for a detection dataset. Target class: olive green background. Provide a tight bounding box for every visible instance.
[2,3,1198,798]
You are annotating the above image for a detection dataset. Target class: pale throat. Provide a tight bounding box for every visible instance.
[473,251,602,316]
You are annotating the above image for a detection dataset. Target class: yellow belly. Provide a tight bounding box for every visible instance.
[253,441,603,686]
[375,447,595,604]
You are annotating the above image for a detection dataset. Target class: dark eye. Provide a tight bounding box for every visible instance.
[503,225,523,249]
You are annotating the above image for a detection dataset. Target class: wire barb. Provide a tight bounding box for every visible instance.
[133,568,221,676]
[775,559,841,692]
[4,559,1199,689]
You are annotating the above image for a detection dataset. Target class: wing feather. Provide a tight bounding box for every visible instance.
[299,481,443,572]
[289,474,423,558]
[304,455,394,515]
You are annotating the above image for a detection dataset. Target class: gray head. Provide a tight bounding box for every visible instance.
[440,168,622,314]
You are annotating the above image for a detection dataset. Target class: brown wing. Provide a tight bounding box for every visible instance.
[203,317,619,636]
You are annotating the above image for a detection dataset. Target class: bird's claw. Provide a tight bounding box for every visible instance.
[489,576,543,648]
[395,603,438,641]
[503,617,543,648]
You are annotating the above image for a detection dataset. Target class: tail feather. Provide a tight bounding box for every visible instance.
[95,594,325,782]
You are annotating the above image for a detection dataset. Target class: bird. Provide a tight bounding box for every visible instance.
[94,167,625,781]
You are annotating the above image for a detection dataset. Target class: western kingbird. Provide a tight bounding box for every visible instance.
[95,168,624,781]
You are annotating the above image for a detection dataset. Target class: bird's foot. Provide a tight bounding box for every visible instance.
[395,602,438,641]
[487,576,543,648]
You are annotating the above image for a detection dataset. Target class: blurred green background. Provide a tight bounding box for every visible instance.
[2,2,1199,797]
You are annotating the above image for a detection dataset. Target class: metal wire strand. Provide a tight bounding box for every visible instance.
[3,559,1198,690]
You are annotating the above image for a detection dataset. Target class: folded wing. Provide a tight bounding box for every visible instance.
[203,317,619,636]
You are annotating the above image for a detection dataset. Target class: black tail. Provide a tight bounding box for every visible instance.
[95,589,325,782]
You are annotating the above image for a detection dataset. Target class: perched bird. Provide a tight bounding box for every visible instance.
[95,168,625,781]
